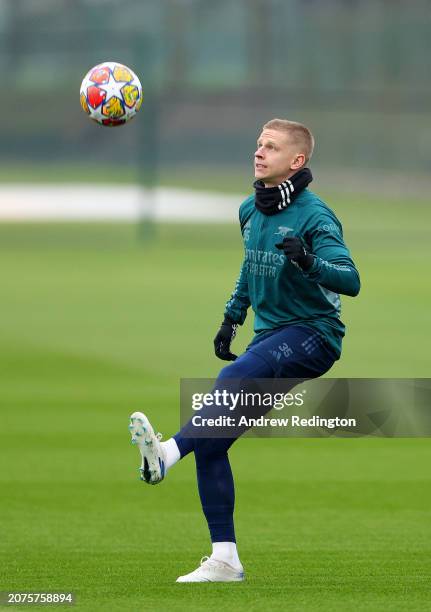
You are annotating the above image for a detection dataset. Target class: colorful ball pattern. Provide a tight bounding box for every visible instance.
[80,61,143,126]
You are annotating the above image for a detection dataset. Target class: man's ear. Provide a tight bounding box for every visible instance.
[291,153,306,170]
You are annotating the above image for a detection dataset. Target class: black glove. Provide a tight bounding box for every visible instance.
[214,317,238,361]
[275,236,314,270]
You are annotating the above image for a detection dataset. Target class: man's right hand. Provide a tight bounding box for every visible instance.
[213,317,238,361]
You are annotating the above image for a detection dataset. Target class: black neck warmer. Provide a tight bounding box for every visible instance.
[254,168,313,216]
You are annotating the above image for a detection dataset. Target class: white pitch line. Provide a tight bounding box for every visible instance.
[0,185,243,222]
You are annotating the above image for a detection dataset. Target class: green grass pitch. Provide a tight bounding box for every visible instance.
[1,194,430,611]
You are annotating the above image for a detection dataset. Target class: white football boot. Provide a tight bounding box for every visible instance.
[176,556,245,583]
[129,411,166,485]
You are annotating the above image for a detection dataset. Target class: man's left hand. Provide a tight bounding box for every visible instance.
[275,236,314,270]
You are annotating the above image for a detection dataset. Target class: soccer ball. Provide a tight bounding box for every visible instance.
[80,61,143,127]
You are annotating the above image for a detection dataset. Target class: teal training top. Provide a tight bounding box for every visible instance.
[224,188,360,358]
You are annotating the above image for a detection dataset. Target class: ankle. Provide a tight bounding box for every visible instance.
[161,438,181,470]
[211,541,242,569]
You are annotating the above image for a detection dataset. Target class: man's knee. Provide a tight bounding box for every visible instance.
[217,350,273,381]
[218,352,263,379]
[194,437,231,463]
[218,360,245,380]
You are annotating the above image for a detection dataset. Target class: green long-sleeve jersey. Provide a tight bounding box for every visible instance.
[224,188,360,358]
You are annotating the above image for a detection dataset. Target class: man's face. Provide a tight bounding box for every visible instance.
[254,129,304,187]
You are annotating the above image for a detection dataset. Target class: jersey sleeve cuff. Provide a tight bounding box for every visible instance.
[300,255,320,278]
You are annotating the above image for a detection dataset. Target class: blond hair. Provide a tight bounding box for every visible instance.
[262,118,315,163]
